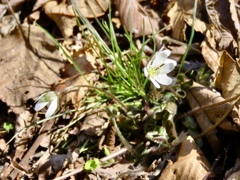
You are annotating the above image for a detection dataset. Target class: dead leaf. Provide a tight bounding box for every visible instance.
[166,0,208,41]
[44,0,108,18]
[159,136,210,180]
[36,148,80,179]
[94,160,137,179]
[188,82,240,129]
[225,158,240,179]
[185,81,240,154]
[52,73,99,109]
[81,109,109,136]
[0,25,64,115]
[215,50,240,99]
[205,0,237,50]
[201,39,220,73]
[115,0,159,38]
[7,119,55,179]
[44,0,109,37]
[229,0,240,33]
[0,12,20,36]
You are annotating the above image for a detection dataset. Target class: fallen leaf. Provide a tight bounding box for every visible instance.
[215,50,240,99]
[0,25,64,114]
[166,0,208,41]
[115,0,159,38]
[94,160,136,179]
[0,12,20,36]
[225,158,240,179]
[44,0,109,37]
[186,85,220,154]
[159,136,210,180]
[186,82,240,154]
[81,108,109,137]
[52,73,99,109]
[205,0,237,50]
[187,82,240,130]
[229,0,240,33]
[201,39,220,73]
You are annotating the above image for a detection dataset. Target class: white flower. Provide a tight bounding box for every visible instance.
[34,91,59,118]
[144,47,177,88]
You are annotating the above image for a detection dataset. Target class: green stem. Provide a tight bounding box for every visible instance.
[177,0,198,75]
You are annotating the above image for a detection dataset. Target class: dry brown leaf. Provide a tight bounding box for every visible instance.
[226,171,240,180]
[94,160,137,179]
[0,25,64,114]
[81,109,109,136]
[201,39,220,73]
[44,0,108,18]
[159,136,210,180]
[14,110,37,159]
[1,110,38,180]
[215,50,240,99]
[225,158,240,179]
[44,0,109,37]
[0,12,20,36]
[0,0,25,16]
[63,55,95,77]
[115,0,159,38]
[205,0,237,50]
[186,82,240,154]
[35,148,79,179]
[52,73,99,109]
[2,118,55,179]
[166,0,208,41]
[186,84,220,154]
[229,0,240,33]
[187,82,240,130]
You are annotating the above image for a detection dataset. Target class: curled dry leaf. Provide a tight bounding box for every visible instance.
[215,50,240,99]
[159,136,210,180]
[201,39,220,73]
[186,82,240,154]
[115,0,159,38]
[229,0,240,33]
[166,0,208,41]
[205,0,237,50]
[44,0,109,37]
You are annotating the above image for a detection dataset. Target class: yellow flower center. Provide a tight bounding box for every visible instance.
[148,67,159,77]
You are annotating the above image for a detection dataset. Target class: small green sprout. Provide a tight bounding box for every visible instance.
[84,158,101,172]
[3,122,14,132]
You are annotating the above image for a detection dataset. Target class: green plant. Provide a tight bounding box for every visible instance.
[3,122,14,132]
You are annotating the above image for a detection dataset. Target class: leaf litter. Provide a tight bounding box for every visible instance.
[1,0,240,179]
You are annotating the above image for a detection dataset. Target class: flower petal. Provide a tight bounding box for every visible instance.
[35,101,49,111]
[143,67,149,77]
[154,74,173,85]
[45,98,59,118]
[157,60,177,74]
[151,49,171,67]
[150,77,161,88]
